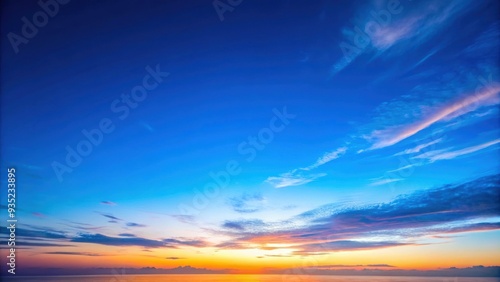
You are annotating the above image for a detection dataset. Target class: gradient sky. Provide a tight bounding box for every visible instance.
[1,0,499,276]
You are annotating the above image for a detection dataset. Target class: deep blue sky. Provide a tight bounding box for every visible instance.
[1,0,499,275]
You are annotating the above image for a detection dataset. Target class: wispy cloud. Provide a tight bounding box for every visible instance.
[44,252,104,257]
[15,227,67,239]
[314,264,395,268]
[0,227,71,248]
[118,233,136,237]
[162,238,209,248]
[387,164,416,173]
[369,178,402,186]
[221,219,266,232]
[171,215,196,224]
[228,193,266,213]
[365,85,500,150]
[126,222,147,228]
[68,233,207,249]
[303,147,347,170]
[71,233,166,248]
[96,212,122,221]
[414,138,500,162]
[394,138,443,155]
[266,171,326,188]
[100,201,116,206]
[266,147,346,188]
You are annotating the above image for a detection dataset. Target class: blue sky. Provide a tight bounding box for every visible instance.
[1,0,499,276]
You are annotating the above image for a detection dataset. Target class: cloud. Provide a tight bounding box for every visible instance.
[118,233,136,237]
[14,227,67,240]
[126,222,147,228]
[2,225,70,248]
[366,264,394,268]
[217,175,500,254]
[387,164,415,173]
[304,147,347,170]
[100,201,116,206]
[369,178,402,186]
[0,241,74,248]
[97,212,122,221]
[222,220,266,232]
[266,146,346,188]
[162,238,208,248]
[266,171,326,188]
[68,232,208,249]
[44,252,103,256]
[166,257,186,260]
[171,215,196,224]
[71,233,167,248]
[414,138,500,162]
[313,264,395,268]
[394,138,443,155]
[264,254,293,257]
[62,221,104,232]
[366,85,500,150]
[463,22,500,62]
[228,193,266,213]
[222,221,245,231]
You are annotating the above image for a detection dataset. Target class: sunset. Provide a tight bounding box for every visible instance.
[1,0,499,281]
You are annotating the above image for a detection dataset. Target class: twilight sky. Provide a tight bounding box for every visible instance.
[1,0,499,276]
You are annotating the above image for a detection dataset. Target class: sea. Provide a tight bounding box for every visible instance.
[1,275,499,282]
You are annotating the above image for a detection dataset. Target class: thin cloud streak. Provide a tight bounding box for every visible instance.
[394,138,443,155]
[266,172,326,188]
[305,147,347,170]
[415,138,500,162]
[228,193,266,213]
[367,85,500,150]
[266,147,346,188]
[370,178,402,186]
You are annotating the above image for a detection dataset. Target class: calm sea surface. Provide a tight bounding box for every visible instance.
[2,275,499,282]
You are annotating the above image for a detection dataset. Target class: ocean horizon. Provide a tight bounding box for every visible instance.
[1,275,499,282]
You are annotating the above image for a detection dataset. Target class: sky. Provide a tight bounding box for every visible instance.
[1,0,499,277]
